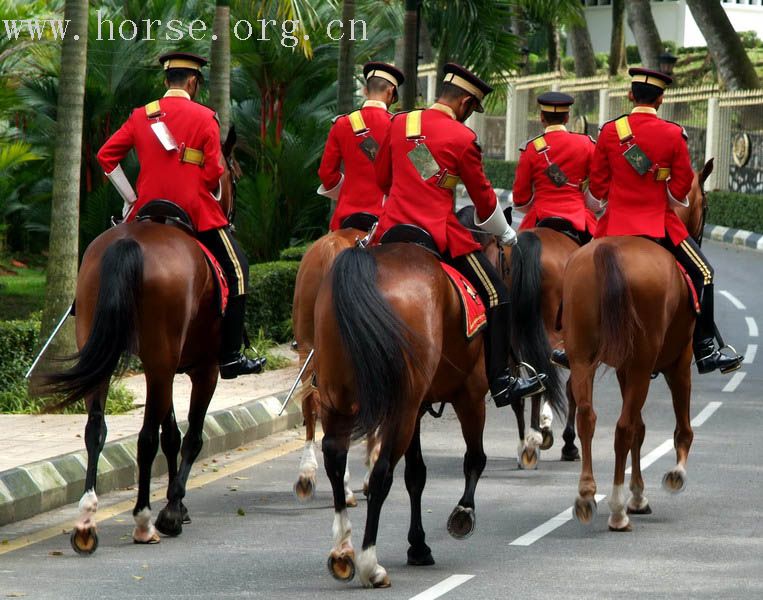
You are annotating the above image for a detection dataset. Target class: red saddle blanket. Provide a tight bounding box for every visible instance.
[440,262,487,339]
[196,240,229,315]
[675,262,701,315]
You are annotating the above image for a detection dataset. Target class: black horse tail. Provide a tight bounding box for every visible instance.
[508,231,565,416]
[594,243,641,369]
[45,238,143,408]
[331,247,414,440]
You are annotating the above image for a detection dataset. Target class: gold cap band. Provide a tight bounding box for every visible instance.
[539,104,570,113]
[631,74,667,90]
[366,69,399,87]
[442,73,485,101]
[164,58,203,72]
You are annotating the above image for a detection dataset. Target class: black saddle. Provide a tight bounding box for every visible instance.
[535,216,590,245]
[136,200,195,235]
[379,224,441,258]
[340,212,378,232]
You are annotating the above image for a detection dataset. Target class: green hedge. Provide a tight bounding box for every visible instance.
[484,159,518,190]
[707,191,763,232]
[278,244,311,262]
[246,260,300,343]
[0,319,39,411]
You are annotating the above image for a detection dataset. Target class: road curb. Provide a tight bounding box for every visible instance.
[456,185,763,253]
[0,391,302,526]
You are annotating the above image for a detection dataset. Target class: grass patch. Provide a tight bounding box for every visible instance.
[0,382,136,414]
[245,329,294,371]
[0,264,46,320]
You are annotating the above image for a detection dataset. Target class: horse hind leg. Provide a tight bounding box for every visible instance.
[295,380,319,502]
[561,377,580,461]
[71,384,108,556]
[627,416,651,515]
[404,416,434,566]
[520,397,543,470]
[572,366,598,525]
[662,344,694,495]
[362,429,381,498]
[539,399,554,450]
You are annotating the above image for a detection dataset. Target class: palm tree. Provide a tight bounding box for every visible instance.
[686,0,760,90]
[609,0,627,76]
[401,0,419,110]
[336,0,356,114]
[626,0,662,70]
[210,0,232,135]
[569,22,596,79]
[515,0,585,74]
[40,0,88,355]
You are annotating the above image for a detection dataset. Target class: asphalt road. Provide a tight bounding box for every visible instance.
[1,239,761,599]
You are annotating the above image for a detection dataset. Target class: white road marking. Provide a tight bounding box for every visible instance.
[744,344,757,364]
[409,575,475,600]
[722,372,746,393]
[746,317,759,338]
[510,401,723,546]
[719,290,746,310]
[509,495,606,546]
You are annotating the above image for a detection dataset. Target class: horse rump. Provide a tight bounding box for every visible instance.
[43,238,143,408]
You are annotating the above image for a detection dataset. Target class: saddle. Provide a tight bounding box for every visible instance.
[136,200,229,314]
[535,216,591,245]
[340,212,378,232]
[380,224,487,339]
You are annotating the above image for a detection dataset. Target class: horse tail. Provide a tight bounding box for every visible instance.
[594,243,641,369]
[508,232,565,416]
[331,247,414,440]
[45,238,143,408]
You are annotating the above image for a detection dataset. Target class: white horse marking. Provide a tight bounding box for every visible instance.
[357,545,388,588]
[332,509,352,549]
[540,401,553,429]
[607,484,629,530]
[298,441,318,479]
[75,489,98,530]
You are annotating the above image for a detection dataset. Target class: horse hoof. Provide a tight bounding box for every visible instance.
[608,521,633,532]
[447,505,475,540]
[327,552,356,581]
[520,447,539,470]
[407,546,435,566]
[345,494,358,508]
[181,503,191,524]
[362,482,369,497]
[573,497,597,525]
[70,527,98,555]
[294,477,316,503]
[662,469,687,494]
[561,445,580,462]
[155,507,183,537]
[627,504,652,515]
[540,427,554,450]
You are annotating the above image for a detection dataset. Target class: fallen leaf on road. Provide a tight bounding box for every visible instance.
[1,540,8,545]
[233,476,248,480]
[237,508,246,516]
[132,576,144,581]
[48,551,63,556]
[6,592,26,597]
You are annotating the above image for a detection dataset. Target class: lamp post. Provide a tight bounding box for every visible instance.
[658,49,677,76]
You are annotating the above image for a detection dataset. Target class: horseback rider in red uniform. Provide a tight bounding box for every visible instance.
[553,67,743,374]
[374,63,547,408]
[513,92,598,243]
[318,62,404,230]
[97,52,265,379]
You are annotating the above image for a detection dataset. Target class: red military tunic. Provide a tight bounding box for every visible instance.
[375,103,498,257]
[97,90,227,232]
[318,100,392,231]
[512,125,598,234]
[591,107,694,244]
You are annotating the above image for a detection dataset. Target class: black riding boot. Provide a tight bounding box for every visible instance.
[219,295,266,379]
[485,303,547,408]
[693,284,743,374]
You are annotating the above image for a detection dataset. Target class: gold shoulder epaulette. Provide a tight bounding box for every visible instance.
[405,110,424,139]
[348,110,369,135]
[614,115,634,142]
[144,100,162,118]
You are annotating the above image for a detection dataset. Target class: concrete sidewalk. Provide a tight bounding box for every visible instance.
[0,360,303,525]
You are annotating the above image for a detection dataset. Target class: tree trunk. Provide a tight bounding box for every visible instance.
[511,4,530,75]
[609,0,627,76]
[686,0,760,90]
[209,0,231,136]
[626,0,662,70]
[336,0,356,113]
[41,0,88,358]
[547,22,561,73]
[570,23,597,78]
[402,0,419,111]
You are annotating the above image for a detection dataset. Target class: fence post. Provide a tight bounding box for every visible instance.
[598,88,609,129]
[426,73,437,104]
[505,83,528,162]
[704,97,720,190]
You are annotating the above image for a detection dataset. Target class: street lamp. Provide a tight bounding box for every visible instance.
[658,50,677,76]
[519,46,530,73]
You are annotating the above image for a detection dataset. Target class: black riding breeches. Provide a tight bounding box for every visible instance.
[197,226,249,297]
[658,235,714,295]
[445,250,509,309]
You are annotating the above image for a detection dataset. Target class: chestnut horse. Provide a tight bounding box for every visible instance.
[291,226,377,505]
[43,128,241,554]
[563,159,714,532]
[501,158,713,469]
[313,243,492,588]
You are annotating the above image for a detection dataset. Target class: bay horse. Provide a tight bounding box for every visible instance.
[563,159,714,532]
[42,127,241,554]
[498,157,713,469]
[291,223,379,506]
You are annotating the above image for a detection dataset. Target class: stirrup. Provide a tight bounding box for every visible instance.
[356,221,379,248]
[718,344,743,374]
[517,361,547,395]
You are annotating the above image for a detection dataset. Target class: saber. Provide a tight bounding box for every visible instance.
[279,348,314,416]
[25,303,74,379]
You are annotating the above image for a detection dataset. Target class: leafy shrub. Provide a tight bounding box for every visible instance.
[279,244,312,262]
[626,45,641,65]
[562,56,575,73]
[484,160,518,190]
[739,31,761,49]
[707,191,763,232]
[246,261,300,343]
[595,53,609,70]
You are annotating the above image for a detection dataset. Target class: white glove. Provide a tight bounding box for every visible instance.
[667,180,689,208]
[474,203,517,245]
[105,164,137,205]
